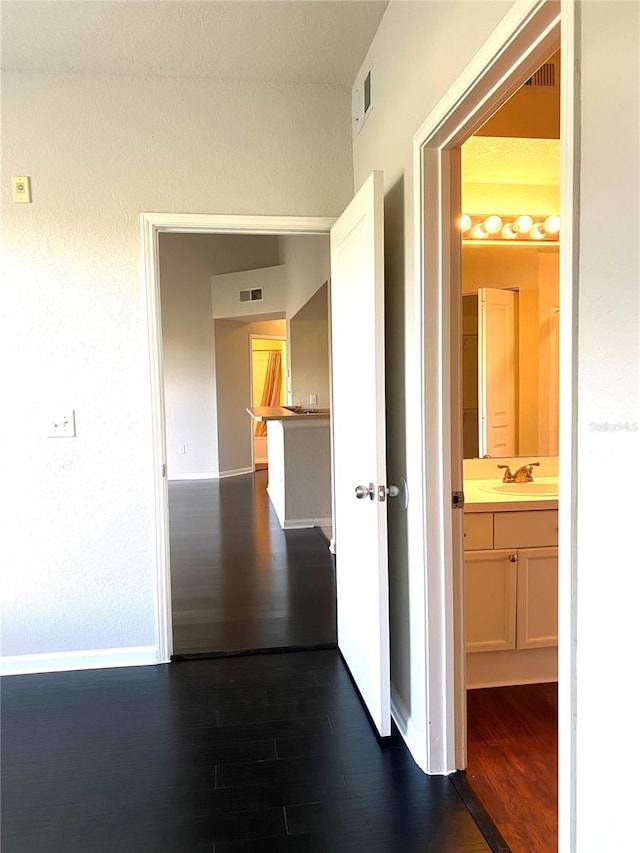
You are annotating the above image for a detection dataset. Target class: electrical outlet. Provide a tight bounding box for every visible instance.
[48,410,76,438]
[12,176,32,203]
[309,394,318,405]
[178,444,185,454]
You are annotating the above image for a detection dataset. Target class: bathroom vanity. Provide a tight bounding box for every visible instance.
[463,471,558,688]
[246,406,331,530]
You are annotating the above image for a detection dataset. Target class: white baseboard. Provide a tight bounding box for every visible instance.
[217,467,255,479]
[168,472,219,481]
[391,684,428,773]
[282,517,332,530]
[168,467,254,481]
[0,645,158,676]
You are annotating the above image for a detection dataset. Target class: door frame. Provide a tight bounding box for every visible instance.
[142,214,335,661]
[248,333,288,470]
[412,0,576,841]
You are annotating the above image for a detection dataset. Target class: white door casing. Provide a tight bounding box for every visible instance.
[478,287,517,457]
[411,0,563,779]
[330,170,391,738]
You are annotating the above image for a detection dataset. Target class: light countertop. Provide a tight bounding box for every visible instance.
[463,477,558,513]
[246,406,330,422]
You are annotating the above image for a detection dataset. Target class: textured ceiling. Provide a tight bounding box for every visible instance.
[462,137,560,186]
[0,0,388,86]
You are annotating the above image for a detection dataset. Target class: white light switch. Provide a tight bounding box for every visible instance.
[309,394,318,405]
[12,176,32,203]
[48,411,76,438]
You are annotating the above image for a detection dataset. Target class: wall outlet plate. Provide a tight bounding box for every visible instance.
[12,176,32,203]
[48,410,76,438]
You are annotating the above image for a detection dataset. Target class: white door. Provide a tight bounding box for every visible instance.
[330,170,391,737]
[478,287,517,457]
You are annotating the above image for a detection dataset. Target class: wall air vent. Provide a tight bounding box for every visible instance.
[239,288,263,303]
[524,62,556,88]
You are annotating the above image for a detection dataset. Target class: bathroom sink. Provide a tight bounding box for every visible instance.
[482,482,558,497]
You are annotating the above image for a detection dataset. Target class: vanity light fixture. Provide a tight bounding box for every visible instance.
[460,213,560,243]
[470,214,502,239]
[459,213,472,232]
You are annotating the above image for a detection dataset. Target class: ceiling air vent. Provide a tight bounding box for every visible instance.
[524,62,556,88]
[239,288,263,303]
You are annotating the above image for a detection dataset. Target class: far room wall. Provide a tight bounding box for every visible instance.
[161,233,330,479]
[159,233,280,478]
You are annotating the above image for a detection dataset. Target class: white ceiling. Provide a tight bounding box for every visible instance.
[0,0,388,87]
[462,136,560,186]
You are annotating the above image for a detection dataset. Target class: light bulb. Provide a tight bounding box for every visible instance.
[531,223,546,240]
[514,215,533,233]
[502,223,518,239]
[459,214,472,232]
[544,215,560,234]
[484,215,503,234]
[471,223,488,239]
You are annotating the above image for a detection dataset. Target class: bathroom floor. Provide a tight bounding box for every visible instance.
[466,682,558,852]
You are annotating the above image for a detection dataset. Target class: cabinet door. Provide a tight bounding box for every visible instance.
[516,547,558,649]
[464,550,517,653]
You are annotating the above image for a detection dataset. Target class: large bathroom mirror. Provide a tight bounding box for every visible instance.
[462,244,559,458]
[461,135,560,459]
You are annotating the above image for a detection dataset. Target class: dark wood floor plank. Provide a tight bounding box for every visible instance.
[466,682,558,853]
[2,651,493,853]
[2,474,500,852]
[169,472,337,656]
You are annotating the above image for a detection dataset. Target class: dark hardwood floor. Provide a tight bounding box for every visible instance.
[466,683,558,853]
[169,471,337,656]
[1,650,494,852]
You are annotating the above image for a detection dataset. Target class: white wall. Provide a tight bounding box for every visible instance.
[351,0,514,767]
[0,69,352,672]
[279,234,331,318]
[160,233,280,478]
[289,283,330,408]
[212,265,287,320]
[573,2,640,848]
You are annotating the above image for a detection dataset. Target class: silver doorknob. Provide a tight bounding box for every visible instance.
[355,483,375,500]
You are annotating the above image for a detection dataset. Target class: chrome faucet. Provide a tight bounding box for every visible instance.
[498,462,540,483]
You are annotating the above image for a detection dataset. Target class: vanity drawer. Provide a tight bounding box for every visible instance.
[464,513,494,550]
[494,510,558,549]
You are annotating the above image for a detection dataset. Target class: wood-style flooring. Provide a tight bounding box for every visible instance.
[170,472,337,656]
[466,683,558,853]
[1,650,494,853]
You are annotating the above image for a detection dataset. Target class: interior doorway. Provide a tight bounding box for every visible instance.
[458,53,560,851]
[250,334,287,470]
[149,222,337,658]
[144,173,393,739]
[410,0,573,822]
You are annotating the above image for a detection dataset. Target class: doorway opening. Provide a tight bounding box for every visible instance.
[411,2,575,842]
[144,172,392,739]
[250,334,287,470]
[144,218,337,661]
[459,49,560,851]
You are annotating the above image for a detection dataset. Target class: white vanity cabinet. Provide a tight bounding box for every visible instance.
[463,507,558,687]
